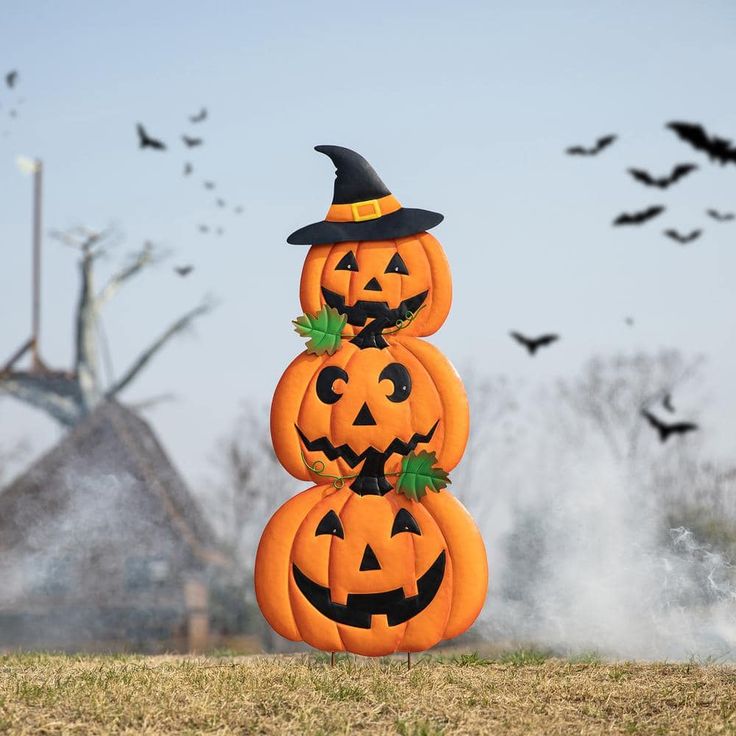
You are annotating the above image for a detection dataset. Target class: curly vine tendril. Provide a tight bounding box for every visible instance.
[381,303,427,336]
[300,451,400,490]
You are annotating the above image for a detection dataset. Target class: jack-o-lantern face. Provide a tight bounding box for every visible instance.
[254,484,488,656]
[270,338,469,492]
[300,233,452,344]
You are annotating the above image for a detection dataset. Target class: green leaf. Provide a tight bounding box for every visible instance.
[395,450,451,501]
[293,305,347,355]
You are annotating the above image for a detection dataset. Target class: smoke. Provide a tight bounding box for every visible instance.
[460,357,736,661]
[0,463,198,652]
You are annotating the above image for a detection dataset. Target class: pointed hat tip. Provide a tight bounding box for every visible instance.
[311,145,389,205]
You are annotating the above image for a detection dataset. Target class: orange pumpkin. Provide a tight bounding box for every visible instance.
[254,483,487,656]
[299,232,451,345]
[270,338,468,493]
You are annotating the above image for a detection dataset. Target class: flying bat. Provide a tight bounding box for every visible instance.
[5,70,18,89]
[662,393,675,414]
[233,205,244,214]
[667,122,736,166]
[203,180,215,190]
[216,198,226,207]
[613,205,665,226]
[663,229,701,244]
[189,107,207,123]
[509,331,559,356]
[136,123,166,150]
[641,409,697,443]
[183,162,192,176]
[625,316,635,327]
[216,227,224,236]
[566,134,617,156]
[627,163,697,189]
[174,265,194,277]
[706,209,734,222]
[198,224,210,234]
[182,135,203,147]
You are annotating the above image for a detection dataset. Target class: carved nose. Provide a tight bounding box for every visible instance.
[352,403,376,426]
[364,277,382,292]
[359,544,381,571]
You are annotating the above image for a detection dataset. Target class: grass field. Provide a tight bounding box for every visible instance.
[1,652,735,735]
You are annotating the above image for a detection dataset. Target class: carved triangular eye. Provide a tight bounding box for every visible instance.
[315,510,344,539]
[391,508,421,536]
[384,252,409,275]
[335,251,359,271]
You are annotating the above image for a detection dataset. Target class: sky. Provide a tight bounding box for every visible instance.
[1,0,736,489]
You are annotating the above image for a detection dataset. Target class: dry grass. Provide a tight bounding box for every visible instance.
[1,652,735,735]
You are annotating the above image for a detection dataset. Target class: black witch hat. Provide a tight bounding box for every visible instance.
[287,145,443,245]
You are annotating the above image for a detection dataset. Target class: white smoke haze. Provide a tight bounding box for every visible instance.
[457,353,736,661]
[2,351,735,660]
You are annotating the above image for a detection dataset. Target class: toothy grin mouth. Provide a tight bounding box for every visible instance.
[296,421,439,495]
[292,550,446,628]
[321,287,428,327]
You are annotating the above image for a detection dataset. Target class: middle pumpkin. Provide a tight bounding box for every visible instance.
[271,338,469,494]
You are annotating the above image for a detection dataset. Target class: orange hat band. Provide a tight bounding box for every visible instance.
[325,194,402,223]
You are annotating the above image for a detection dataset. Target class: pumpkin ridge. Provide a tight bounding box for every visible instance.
[330,491,351,652]
[290,487,351,647]
[394,339,446,470]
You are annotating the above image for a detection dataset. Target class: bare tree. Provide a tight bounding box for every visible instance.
[0,227,212,426]
[555,349,705,466]
[209,402,295,569]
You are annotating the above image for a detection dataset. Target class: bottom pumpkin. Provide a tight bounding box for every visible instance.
[254,483,488,657]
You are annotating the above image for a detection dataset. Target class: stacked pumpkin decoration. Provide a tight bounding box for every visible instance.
[255,145,488,657]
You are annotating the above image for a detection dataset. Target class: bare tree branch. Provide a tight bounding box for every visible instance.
[49,227,110,257]
[3,226,212,428]
[106,300,212,399]
[96,241,155,306]
[0,372,82,426]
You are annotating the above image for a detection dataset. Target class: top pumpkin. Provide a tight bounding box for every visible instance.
[288,146,451,343]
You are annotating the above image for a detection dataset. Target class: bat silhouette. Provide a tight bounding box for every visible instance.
[706,209,734,222]
[216,198,226,207]
[233,206,244,214]
[667,122,736,165]
[189,107,207,123]
[174,265,194,277]
[625,316,635,327]
[182,135,203,147]
[613,206,665,226]
[662,393,675,414]
[5,70,18,88]
[216,227,224,236]
[663,229,701,244]
[198,225,210,234]
[641,409,697,442]
[136,123,166,150]
[566,134,617,156]
[203,180,215,190]
[183,162,192,176]
[627,163,697,189]
[510,331,559,355]
[9,109,17,118]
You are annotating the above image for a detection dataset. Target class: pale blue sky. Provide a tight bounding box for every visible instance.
[1,0,735,485]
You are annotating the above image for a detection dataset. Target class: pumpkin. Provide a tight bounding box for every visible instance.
[270,338,469,493]
[299,232,452,345]
[254,482,487,656]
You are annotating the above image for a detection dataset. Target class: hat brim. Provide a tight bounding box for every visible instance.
[287,207,443,245]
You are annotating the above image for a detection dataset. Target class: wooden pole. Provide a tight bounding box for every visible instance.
[330,652,335,667]
[31,159,43,369]
[407,652,411,670]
